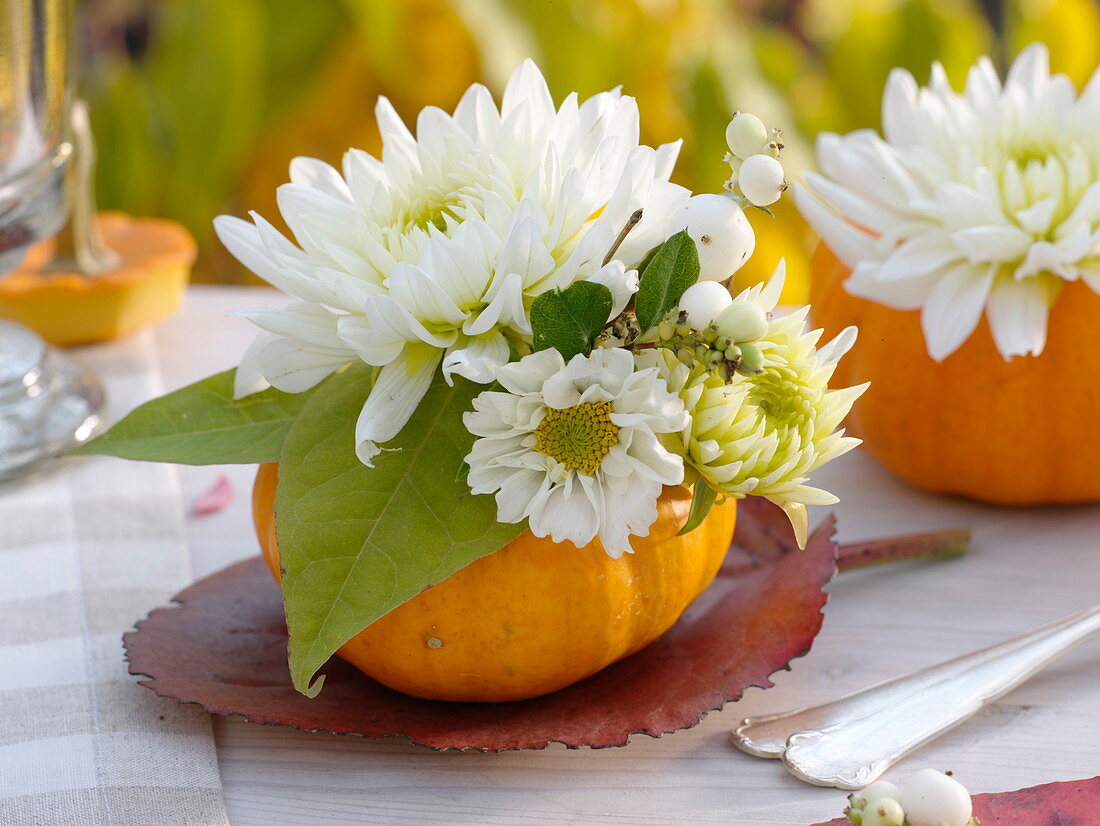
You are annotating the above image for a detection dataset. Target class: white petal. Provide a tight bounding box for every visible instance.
[792,185,876,267]
[354,349,442,466]
[986,277,1051,359]
[920,263,995,361]
[950,225,1033,263]
[585,259,637,319]
[234,333,275,398]
[442,332,511,385]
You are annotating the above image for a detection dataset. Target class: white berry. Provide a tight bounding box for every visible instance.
[715,300,768,342]
[668,194,755,282]
[860,780,903,806]
[678,281,732,330]
[739,154,786,207]
[725,112,769,159]
[902,770,973,826]
[861,797,905,826]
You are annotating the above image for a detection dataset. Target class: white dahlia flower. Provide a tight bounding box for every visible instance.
[795,43,1100,361]
[463,347,688,558]
[639,266,865,546]
[216,60,688,464]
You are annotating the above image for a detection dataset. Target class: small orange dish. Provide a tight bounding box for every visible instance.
[0,211,196,346]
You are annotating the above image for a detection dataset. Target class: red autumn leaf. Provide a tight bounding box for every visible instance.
[124,498,837,751]
[813,775,1100,825]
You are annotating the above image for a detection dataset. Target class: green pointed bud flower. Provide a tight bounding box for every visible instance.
[716,336,735,353]
[657,320,676,341]
[725,112,768,159]
[637,263,867,549]
[716,300,768,342]
[702,325,719,344]
[706,350,726,369]
[736,342,765,375]
[723,343,742,362]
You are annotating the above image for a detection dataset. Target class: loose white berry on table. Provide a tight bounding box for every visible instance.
[738,153,786,207]
[725,112,769,159]
[861,796,905,826]
[677,281,732,330]
[902,769,974,826]
[715,300,768,342]
[669,194,755,282]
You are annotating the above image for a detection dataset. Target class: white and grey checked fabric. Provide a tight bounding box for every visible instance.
[0,331,230,826]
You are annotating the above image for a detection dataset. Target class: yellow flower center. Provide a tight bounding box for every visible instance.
[533,401,620,475]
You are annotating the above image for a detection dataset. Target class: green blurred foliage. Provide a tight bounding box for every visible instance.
[79,0,1100,297]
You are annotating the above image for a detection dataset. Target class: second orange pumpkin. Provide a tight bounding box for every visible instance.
[809,243,1100,505]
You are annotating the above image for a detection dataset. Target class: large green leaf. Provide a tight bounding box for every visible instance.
[634,231,701,332]
[530,281,613,361]
[276,365,527,697]
[73,369,310,465]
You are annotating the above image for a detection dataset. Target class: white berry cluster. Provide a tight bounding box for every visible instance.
[723,112,787,208]
[845,770,979,826]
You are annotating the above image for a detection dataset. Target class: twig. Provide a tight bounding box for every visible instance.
[836,528,971,573]
[602,209,643,266]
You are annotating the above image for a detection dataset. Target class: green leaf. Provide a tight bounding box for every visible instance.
[276,365,527,697]
[72,369,311,465]
[530,281,614,360]
[677,482,718,537]
[634,231,701,332]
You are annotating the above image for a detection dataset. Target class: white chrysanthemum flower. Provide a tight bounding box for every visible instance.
[463,347,688,558]
[640,265,866,546]
[215,60,688,464]
[794,43,1100,361]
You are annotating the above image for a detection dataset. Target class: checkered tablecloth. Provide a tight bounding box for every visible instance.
[0,329,229,826]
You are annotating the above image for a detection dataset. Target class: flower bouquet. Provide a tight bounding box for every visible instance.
[79,63,863,705]
[796,44,1100,505]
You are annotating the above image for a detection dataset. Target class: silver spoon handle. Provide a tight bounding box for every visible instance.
[732,605,1100,789]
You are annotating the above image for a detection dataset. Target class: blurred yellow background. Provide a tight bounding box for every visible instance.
[79,0,1100,302]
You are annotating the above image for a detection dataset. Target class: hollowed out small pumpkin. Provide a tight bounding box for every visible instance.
[252,463,738,703]
[809,243,1100,505]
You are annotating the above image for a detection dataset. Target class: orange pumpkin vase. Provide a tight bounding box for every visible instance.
[809,243,1100,505]
[252,463,737,703]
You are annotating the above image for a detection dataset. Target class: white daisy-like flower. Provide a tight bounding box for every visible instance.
[639,265,865,546]
[794,43,1100,361]
[216,60,688,464]
[463,347,688,558]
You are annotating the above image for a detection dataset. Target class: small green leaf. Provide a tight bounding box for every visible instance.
[530,281,614,361]
[634,231,701,331]
[276,365,527,697]
[677,481,718,536]
[72,369,313,465]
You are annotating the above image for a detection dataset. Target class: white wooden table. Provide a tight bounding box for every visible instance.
[123,287,1100,824]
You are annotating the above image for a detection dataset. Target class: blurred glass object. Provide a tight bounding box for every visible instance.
[0,0,103,480]
[0,0,72,274]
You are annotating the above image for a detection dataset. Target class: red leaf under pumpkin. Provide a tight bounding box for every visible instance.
[813,775,1100,825]
[123,497,837,751]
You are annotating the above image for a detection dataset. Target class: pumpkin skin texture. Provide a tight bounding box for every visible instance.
[809,243,1100,505]
[252,463,737,703]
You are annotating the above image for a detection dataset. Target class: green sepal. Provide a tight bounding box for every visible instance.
[530,281,614,361]
[677,481,719,536]
[634,230,701,332]
[71,368,315,465]
[275,364,527,697]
